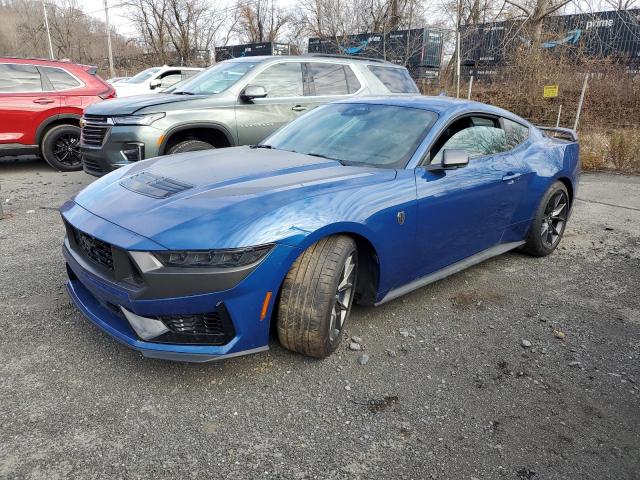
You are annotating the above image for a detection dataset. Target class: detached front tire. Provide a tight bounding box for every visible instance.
[167,139,214,154]
[277,236,358,358]
[40,124,82,171]
[522,181,570,256]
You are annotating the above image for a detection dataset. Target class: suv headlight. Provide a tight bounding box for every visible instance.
[111,112,166,126]
[152,245,274,268]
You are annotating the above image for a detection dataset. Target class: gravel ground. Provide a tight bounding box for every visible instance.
[1,157,639,480]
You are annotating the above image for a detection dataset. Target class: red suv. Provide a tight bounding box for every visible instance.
[0,58,115,171]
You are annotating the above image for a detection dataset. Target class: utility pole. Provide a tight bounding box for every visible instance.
[104,0,115,78]
[455,0,462,98]
[42,0,54,60]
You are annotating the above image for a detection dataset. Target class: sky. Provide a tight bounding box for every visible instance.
[82,0,295,38]
[81,0,630,41]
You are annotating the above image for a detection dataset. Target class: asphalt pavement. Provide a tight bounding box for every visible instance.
[0,157,638,479]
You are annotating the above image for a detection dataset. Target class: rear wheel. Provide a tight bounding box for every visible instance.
[277,236,358,358]
[167,139,214,154]
[40,124,82,171]
[522,181,570,256]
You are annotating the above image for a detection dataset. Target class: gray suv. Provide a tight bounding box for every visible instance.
[80,54,420,176]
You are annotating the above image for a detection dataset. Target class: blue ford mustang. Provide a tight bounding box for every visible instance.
[61,96,580,362]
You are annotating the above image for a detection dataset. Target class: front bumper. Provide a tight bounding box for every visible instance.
[61,203,299,362]
[81,125,163,177]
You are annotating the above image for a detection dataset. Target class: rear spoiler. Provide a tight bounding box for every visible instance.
[537,126,578,142]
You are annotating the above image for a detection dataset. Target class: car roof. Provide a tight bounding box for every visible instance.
[333,95,532,124]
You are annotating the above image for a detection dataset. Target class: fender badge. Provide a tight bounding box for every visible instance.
[397,211,405,225]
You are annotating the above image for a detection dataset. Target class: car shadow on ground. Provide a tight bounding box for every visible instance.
[0,156,49,173]
[63,251,526,379]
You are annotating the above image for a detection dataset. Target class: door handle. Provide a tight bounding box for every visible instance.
[33,98,55,105]
[291,105,307,112]
[502,172,522,183]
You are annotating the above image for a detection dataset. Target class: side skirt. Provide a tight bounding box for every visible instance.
[375,241,525,306]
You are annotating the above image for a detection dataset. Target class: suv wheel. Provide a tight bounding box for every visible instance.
[167,140,214,154]
[40,124,82,172]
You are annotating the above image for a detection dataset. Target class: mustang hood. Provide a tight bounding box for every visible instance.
[84,93,208,116]
[73,147,397,249]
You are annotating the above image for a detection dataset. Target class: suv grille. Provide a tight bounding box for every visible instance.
[82,157,106,176]
[81,115,111,147]
[72,227,114,271]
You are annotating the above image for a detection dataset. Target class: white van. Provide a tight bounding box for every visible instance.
[114,65,203,97]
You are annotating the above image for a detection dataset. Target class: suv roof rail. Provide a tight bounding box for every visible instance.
[304,53,391,64]
[1,56,69,63]
[0,56,96,69]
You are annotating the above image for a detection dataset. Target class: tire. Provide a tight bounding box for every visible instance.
[167,139,214,154]
[40,124,82,171]
[277,236,358,359]
[522,181,570,256]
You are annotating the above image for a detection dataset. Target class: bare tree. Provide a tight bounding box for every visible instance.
[503,0,574,42]
[602,0,637,10]
[124,0,228,65]
[235,0,290,43]
[0,0,140,72]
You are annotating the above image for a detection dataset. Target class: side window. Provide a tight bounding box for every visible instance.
[40,66,81,90]
[367,66,419,94]
[430,116,511,164]
[306,63,361,95]
[181,70,199,80]
[0,64,43,93]
[502,117,529,149]
[253,62,303,97]
[158,71,182,88]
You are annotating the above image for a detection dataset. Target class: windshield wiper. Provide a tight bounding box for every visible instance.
[250,144,273,149]
[306,152,346,165]
[172,91,195,95]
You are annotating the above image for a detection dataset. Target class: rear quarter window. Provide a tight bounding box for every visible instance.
[40,66,82,90]
[368,66,419,94]
[502,117,529,149]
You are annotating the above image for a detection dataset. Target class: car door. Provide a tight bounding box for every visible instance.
[0,63,60,146]
[234,61,311,145]
[412,114,529,278]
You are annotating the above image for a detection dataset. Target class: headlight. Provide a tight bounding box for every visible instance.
[111,112,165,126]
[153,245,274,268]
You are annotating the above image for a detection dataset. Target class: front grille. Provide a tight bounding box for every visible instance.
[82,156,106,175]
[81,115,111,148]
[153,305,236,345]
[72,227,114,271]
[163,312,225,336]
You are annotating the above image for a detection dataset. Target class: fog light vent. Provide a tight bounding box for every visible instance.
[120,143,144,162]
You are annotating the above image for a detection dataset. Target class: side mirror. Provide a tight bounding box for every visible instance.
[442,149,469,168]
[241,85,267,101]
[149,79,162,90]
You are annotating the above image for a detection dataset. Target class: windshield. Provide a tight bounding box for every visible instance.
[264,103,438,168]
[172,61,258,95]
[126,67,161,84]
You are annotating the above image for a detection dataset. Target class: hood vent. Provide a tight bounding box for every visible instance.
[120,172,194,199]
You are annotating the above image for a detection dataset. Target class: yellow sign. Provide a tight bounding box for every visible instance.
[543,85,559,98]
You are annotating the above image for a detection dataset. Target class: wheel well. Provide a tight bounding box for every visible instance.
[344,233,379,305]
[163,128,231,153]
[38,117,80,145]
[268,232,381,337]
[557,177,574,205]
